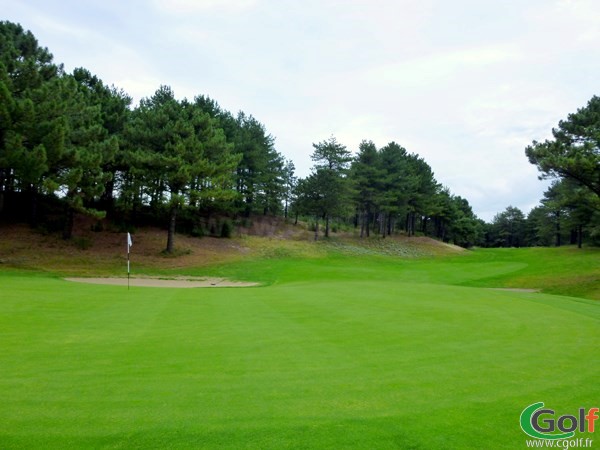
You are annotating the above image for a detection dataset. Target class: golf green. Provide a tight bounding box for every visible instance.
[0,248,598,448]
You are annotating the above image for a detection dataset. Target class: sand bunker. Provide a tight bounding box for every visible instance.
[65,276,258,288]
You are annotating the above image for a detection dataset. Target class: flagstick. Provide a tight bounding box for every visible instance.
[127,232,132,291]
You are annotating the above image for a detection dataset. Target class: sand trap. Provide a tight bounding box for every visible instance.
[65,276,258,288]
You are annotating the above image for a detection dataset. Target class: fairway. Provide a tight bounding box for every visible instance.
[0,247,599,449]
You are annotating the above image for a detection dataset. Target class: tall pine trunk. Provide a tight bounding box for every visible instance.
[406,212,413,236]
[62,203,74,240]
[360,209,365,238]
[166,205,177,253]
[325,214,330,238]
[100,177,115,217]
[314,217,319,241]
[555,211,561,247]
[0,168,5,214]
[29,186,38,227]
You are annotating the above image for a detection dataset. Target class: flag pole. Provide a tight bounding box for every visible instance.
[127,232,132,290]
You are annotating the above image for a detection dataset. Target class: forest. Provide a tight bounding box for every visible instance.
[489,95,600,248]
[1,21,598,250]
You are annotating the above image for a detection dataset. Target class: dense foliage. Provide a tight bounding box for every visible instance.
[0,22,486,249]
[292,137,483,246]
[3,21,598,250]
[486,97,600,248]
[0,22,288,251]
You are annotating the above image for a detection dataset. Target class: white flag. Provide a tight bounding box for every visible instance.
[127,232,133,252]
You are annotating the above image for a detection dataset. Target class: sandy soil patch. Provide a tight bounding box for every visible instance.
[65,276,258,288]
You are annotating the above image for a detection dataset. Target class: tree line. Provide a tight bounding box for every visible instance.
[2,21,597,251]
[0,21,485,250]
[0,21,296,251]
[486,95,600,248]
[293,137,482,247]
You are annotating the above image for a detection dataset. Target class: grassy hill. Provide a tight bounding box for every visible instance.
[0,221,464,275]
[1,221,598,299]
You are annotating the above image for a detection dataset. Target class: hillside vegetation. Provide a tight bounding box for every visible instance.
[1,221,598,300]
[0,220,462,275]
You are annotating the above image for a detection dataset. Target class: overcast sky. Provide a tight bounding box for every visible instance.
[3,0,600,220]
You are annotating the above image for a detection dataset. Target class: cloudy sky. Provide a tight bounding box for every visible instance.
[3,0,600,220]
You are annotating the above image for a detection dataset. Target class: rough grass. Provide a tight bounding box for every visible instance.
[0,224,597,298]
[0,224,253,275]
[0,224,461,275]
[459,246,600,300]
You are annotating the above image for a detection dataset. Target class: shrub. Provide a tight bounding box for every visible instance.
[191,224,205,238]
[73,237,92,250]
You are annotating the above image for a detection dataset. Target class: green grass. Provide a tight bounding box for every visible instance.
[0,244,598,449]
[179,243,600,300]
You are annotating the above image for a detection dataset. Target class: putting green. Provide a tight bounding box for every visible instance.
[0,248,598,449]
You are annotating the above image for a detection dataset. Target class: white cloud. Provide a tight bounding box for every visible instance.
[152,0,258,14]
[29,14,92,40]
[367,44,521,88]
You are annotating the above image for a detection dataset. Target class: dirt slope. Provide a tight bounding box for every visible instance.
[0,218,463,276]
